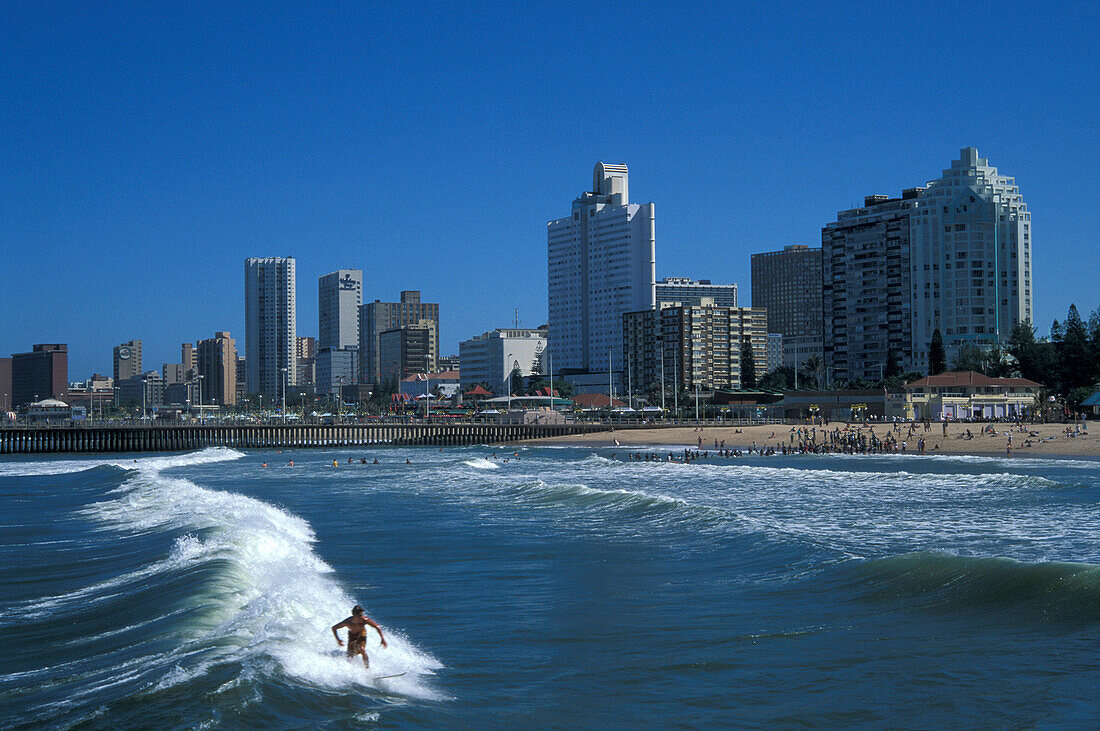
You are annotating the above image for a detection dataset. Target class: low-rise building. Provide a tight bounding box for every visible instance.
[902,371,1041,420]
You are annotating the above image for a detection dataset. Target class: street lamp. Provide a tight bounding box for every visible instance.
[299,392,305,421]
[280,367,287,423]
[506,353,516,412]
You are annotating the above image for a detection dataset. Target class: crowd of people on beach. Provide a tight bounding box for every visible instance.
[612,418,1092,462]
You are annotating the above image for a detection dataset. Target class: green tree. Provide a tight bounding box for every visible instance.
[1061,304,1092,391]
[884,348,901,378]
[800,354,823,388]
[758,367,795,391]
[929,329,946,375]
[741,337,757,389]
[952,343,985,373]
[509,365,525,395]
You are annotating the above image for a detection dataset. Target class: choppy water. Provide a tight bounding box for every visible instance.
[2,445,1100,728]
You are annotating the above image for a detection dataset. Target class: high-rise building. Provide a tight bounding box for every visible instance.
[318,270,362,393]
[656,278,737,308]
[0,357,12,411]
[360,291,439,384]
[751,245,823,372]
[182,342,195,380]
[11,344,68,407]
[196,331,238,406]
[162,363,185,385]
[822,189,923,383]
[623,304,767,395]
[295,336,315,386]
[316,348,358,395]
[458,327,547,393]
[910,147,1032,367]
[547,162,656,376]
[245,257,297,399]
[319,270,362,350]
[113,340,143,383]
[379,325,433,387]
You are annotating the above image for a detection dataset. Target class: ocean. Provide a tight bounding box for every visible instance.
[2,445,1100,728]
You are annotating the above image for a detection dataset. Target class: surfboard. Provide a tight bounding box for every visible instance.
[373,672,406,680]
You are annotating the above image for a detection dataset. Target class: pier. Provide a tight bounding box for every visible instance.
[0,422,610,454]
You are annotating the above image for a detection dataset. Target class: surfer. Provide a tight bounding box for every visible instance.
[333,605,387,669]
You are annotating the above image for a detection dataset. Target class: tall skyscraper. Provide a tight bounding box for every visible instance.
[295,336,316,386]
[379,325,432,386]
[822,189,923,383]
[656,278,737,308]
[360,291,439,384]
[910,148,1032,368]
[318,270,362,394]
[196,331,238,406]
[547,162,656,376]
[751,245,823,373]
[318,270,362,350]
[10,344,68,407]
[245,257,297,400]
[113,340,143,383]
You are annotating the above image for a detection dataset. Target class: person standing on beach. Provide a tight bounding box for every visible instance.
[333,605,387,669]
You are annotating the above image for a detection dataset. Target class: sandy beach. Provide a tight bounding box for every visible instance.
[526,420,1100,458]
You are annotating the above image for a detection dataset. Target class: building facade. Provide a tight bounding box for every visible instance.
[656,277,737,308]
[910,148,1033,368]
[379,326,433,387]
[11,344,68,407]
[750,245,823,372]
[116,371,164,409]
[623,305,767,397]
[458,327,548,393]
[196,331,238,406]
[547,162,656,376]
[822,190,922,383]
[0,357,11,411]
[295,336,316,386]
[245,257,297,400]
[902,371,1040,420]
[318,270,362,350]
[316,347,359,395]
[113,340,143,383]
[360,291,439,384]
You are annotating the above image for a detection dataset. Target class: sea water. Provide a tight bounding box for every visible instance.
[2,446,1100,728]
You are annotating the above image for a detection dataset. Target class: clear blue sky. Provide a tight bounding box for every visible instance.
[1,2,1097,380]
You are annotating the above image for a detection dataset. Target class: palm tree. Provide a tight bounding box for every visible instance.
[800,354,824,388]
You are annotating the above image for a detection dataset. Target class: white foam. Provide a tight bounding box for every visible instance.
[73,467,443,699]
[462,457,500,470]
[0,446,244,477]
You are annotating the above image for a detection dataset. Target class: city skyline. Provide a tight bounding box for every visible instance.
[1,4,1097,380]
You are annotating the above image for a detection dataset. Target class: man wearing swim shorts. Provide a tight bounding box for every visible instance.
[332,605,387,668]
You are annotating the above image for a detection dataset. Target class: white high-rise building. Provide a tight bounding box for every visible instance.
[245,257,297,400]
[318,269,362,393]
[910,148,1033,368]
[318,270,362,350]
[547,162,656,376]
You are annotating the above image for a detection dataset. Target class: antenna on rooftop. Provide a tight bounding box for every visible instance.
[514,308,520,328]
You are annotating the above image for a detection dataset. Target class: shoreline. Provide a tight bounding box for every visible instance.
[523,420,1099,459]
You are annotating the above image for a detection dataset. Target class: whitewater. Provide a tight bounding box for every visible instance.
[2,445,1100,727]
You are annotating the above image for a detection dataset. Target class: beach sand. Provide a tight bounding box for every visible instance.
[525,420,1100,458]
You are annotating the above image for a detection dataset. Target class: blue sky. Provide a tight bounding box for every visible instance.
[1,2,1097,380]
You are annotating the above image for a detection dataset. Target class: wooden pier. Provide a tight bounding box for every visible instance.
[0,422,609,454]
